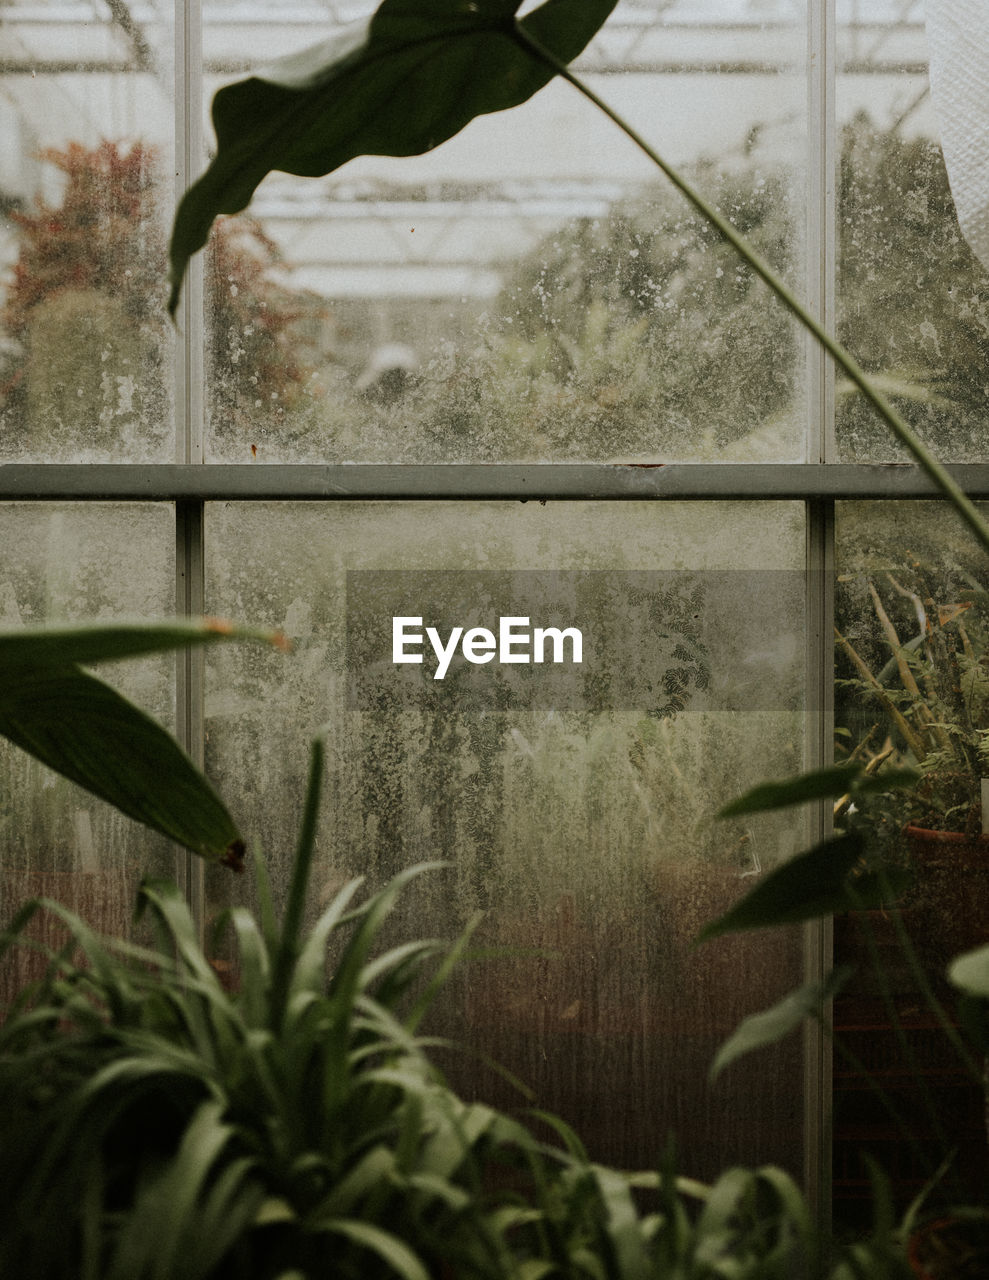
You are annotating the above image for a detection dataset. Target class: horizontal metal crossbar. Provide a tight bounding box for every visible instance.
[1,463,988,502]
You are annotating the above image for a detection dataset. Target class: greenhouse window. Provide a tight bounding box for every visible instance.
[1,0,987,1218]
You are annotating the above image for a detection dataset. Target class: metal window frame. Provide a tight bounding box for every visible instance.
[5,0,978,1222]
[2,461,988,500]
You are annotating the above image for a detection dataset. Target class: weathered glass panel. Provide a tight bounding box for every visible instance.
[205,499,809,1174]
[0,502,176,1003]
[0,2,175,461]
[202,2,808,463]
[835,3,986,461]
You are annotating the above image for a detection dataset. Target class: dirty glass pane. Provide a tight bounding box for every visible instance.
[0,503,176,1005]
[205,499,809,1174]
[202,2,808,464]
[0,2,175,462]
[833,501,989,1223]
[835,3,986,462]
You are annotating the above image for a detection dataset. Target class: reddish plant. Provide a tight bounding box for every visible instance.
[1,139,323,431]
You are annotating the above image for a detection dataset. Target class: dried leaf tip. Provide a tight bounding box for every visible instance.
[220,839,246,873]
[204,616,236,635]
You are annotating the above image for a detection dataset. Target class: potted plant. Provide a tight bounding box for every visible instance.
[835,561,989,959]
[829,566,989,1219]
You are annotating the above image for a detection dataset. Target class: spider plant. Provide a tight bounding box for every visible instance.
[1,729,908,1280]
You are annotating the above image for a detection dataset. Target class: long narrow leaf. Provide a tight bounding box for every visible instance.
[709,967,853,1080]
[0,619,284,672]
[717,764,862,817]
[316,1218,432,1280]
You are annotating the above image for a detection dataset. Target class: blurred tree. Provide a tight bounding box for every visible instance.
[492,158,795,458]
[0,140,325,454]
[491,116,989,461]
[836,114,989,460]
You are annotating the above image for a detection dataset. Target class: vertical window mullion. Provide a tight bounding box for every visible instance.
[175,0,205,469]
[174,0,207,930]
[804,0,837,1222]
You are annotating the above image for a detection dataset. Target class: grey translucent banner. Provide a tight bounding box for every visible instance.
[346,570,805,713]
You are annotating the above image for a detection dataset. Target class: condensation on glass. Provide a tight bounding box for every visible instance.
[205,499,809,1174]
[0,503,176,1004]
[835,2,987,462]
[0,1,176,462]
[202,1,809,464]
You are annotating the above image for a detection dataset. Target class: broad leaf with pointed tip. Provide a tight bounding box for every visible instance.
[0,621,284,869]
[169,0,618,313]
[710,966,852,1080]
[698,833,910,943]
[697,834,865,942]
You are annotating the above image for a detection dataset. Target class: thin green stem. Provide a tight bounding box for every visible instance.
[512,24,989,558]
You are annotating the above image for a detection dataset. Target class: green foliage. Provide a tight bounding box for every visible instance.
[716,763,914,818]
[0,620,284,866]
[949,943,989,999]
[0,737,873,1279]
[301,115,989,467]
[0,697,926,1277]
[165,0,989,542]
[0,140,322,451]
[708,762,988,1227]
[168,0,619,313]
[709,968,853,1081]
[836,117,989,461]
[704,765,919,941]
[492,164,796,457]
[835,561,989,834]
[696,832,902,942]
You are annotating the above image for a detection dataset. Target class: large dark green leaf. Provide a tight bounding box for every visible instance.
[718,762,919,817]
[709,966,852,1080]
[697,833,864,942]
[0,621,284,867]
[0,667,244,868]
[168,0,618,313]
